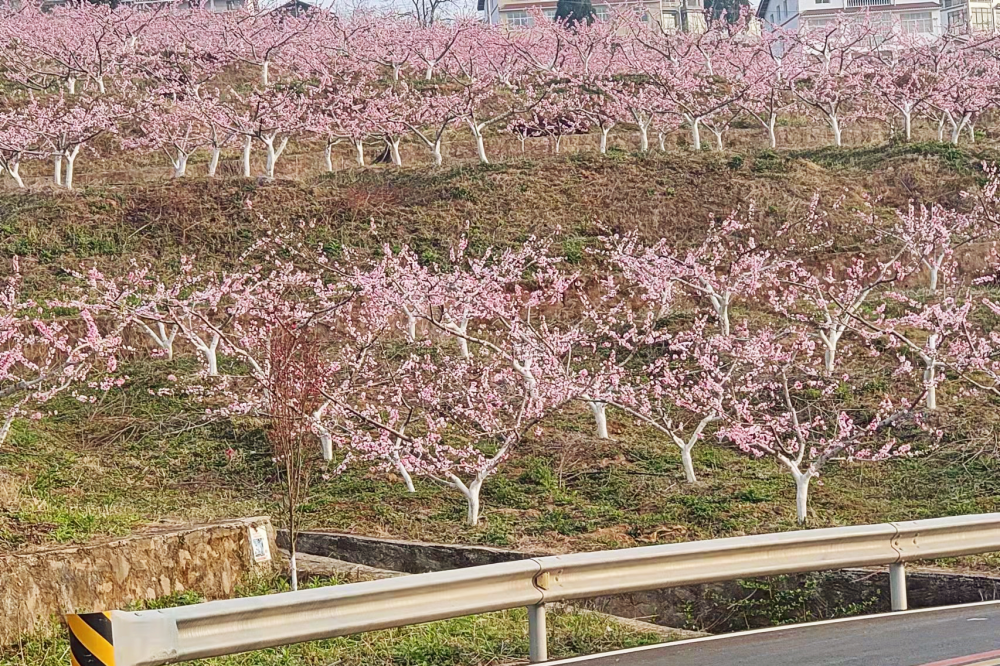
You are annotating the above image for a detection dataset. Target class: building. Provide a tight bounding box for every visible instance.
[756,0,942,37]
[941,0,1000,33]
[479,0,707,33]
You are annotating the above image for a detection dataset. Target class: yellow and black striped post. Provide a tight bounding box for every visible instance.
[66,612,115,666]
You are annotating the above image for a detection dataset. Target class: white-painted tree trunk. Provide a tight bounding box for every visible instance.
[53,154,62,187]
[172,151,189,178]
[431,138,443,166]
[968,122,976,143]
[829,114,842,147]
[706,290,731,336]
[393,453,416,493]
[289,551,298,591]
[242,135,252,177]
[599,126,611,154]
[819,328,844,373]
[680,445,696,484]
[63,145,80,190]
[402,306,418,342]
[192,333,220,376]
[711,128,724,151]
[67,76,76,95]
[388,136,402,166]
[688,115,702,151]
[767,114,777,149]
[5,162,23,188]
[262,135,289,179]
[261,60,270,86]
[140,321,178,359]
[923,362,937,410]
[0,413,14,446]
[638,123,649,152]
[354,140,365,167]
[318,429,333,461]
[658,132,666,152]
[902,108,912,142]
[324,143,334,172]
[467,120,489,164]
[794,471,811,524]
[588,401,609,439]
[208,147,221,177]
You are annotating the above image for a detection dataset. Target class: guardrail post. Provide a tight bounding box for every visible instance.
[890,562,907,611]
[528,603,548,663]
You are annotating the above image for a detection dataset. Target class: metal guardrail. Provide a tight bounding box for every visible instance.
[74,514,1000,666]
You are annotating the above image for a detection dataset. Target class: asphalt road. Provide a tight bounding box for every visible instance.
[550,601,1000,666]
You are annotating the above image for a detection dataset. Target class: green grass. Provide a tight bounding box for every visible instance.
[3,146,1000,563]
[0,577,667,666]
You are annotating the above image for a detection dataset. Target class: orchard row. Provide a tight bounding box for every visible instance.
[1,3,998,187]
[3,187,999,526]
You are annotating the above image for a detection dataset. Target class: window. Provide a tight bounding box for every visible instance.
[662,11,677,29]
[815,0,830,4]
[805,16,833,28]
[901,10,933,33]
[505,9,529,25]
[542,7,555,19]
[971,7,992,29]
[593,4,611,19]
[685,0,700,8]
[947,8,968,31]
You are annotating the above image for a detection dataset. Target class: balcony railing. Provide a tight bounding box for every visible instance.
[846,0,892,6]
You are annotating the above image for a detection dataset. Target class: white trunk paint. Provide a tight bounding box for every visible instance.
[5,162,23,188]
[923,362,937,410]
[658,132,666,152]
[261,60,270,86]
[208,147,221,177]
[600,127,610,154]
[431,138,443,166]
[402,306,418,342]
[354,140,365,167]
[263,135,289,179]
[289,551,298,591]
[902,109,912,142]
[242,135,252,177]
[324,143,334,172]
[63,145,80,190]
[172,151,189,178]
[795,471,811,524]
[0,413,14,446]
[688,115,702,151]
[588,400,609,439]
[67,76,77,94]
[192,333,220,376]
[140,321,178,359]
[681,445,696,484]
[388,136,402,166]
[767,114,777,148]
[319,430,333,461]
[830,114,842,147]
[466,120,489,164]
[394,454,416,493]
[53,154,62,186]
[638,124,649,152]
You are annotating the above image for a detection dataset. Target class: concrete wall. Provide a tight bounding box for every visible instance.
[286,531,535,574]
[289,530,1000,633]
[1,517,278,645]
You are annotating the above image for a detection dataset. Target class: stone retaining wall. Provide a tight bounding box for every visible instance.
[1,517,278,645]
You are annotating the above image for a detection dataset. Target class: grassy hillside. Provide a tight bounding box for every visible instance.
[2,143,1000,565]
